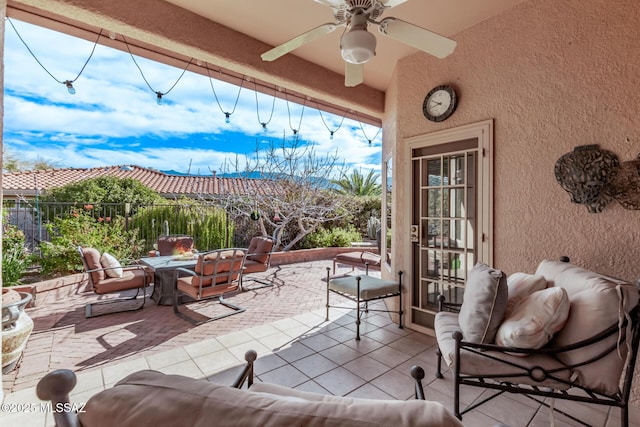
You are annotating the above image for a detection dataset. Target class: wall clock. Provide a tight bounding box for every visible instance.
[422,85,457,122]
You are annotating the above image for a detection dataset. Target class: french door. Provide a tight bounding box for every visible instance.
[406,121,493,332]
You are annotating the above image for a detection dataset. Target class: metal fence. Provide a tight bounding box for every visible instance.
[2,200,251,253]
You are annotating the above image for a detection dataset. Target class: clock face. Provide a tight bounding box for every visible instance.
[423,85,457,122]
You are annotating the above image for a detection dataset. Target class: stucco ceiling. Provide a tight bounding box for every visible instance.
[163,0,528,91]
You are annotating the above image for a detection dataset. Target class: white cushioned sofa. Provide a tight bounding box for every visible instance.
[434,259,640,427]
[37,350,463,427]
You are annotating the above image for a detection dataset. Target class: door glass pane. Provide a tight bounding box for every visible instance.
[427,189,441,217]
[412,147,478,330]
[424,159,441,186]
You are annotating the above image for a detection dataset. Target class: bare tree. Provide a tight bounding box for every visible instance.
[212,136,352,251]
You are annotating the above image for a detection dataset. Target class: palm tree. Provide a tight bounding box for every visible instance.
[332,168,382,196]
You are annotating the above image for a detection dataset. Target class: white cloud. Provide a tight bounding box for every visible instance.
[3,18,382,178]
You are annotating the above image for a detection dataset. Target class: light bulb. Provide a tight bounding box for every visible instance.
[225,112,231,124]
[64,80,76,95]
[330,131,334,140]
[368,139,372,145]
[293,129,298,135]
[156,92,163,105]
[261,122,267,132]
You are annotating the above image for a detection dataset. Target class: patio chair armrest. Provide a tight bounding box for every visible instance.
[437,294,462,313]
[231,350,257,389]
[174,267,197,279]
[410,365,426,400]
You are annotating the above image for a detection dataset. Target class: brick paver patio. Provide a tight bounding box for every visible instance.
[3,260,352,395]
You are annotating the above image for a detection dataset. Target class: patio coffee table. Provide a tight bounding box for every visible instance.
[325,269,403,340]
[140,255,198,305]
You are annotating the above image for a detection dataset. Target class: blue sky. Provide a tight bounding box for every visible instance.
[3,19,382,176]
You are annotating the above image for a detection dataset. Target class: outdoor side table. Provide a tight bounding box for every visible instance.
[325,269,403,340]
[140,256,198,306]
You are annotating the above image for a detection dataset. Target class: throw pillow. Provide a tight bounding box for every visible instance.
[100,252,123,278]
[458,263,508,343]
[495,287,570,350]
[505,273,547,317]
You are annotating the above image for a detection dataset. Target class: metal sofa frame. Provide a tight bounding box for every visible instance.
[435,293,640,427]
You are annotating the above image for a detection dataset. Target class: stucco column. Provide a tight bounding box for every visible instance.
[0,0,7,401]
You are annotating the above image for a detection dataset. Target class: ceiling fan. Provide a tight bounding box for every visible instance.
[261,0,457,87]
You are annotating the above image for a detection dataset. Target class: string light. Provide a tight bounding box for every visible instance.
[206,66,244,124]
[355,111,382,145]
[255,81,276,132]
[315,100,346,140]
[64,80,76,95]
[285,92,305,136]
[7,18,102,94]
[123,35,193,105]
[8,18,384,136]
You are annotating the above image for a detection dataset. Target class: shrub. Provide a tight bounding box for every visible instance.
[39,176,163,218]
[299,225,361,249]
[130,200,232,252]
[2,220,30,286]
[39,206,144,275]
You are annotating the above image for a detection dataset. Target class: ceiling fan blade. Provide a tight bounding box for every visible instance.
[378,17,457,59]
[345,62,364,87]
[261,23,338,61]
[313,0,347,7]
[379,0,409,8]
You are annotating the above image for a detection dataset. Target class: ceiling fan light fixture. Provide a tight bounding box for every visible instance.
[340,28,376,64]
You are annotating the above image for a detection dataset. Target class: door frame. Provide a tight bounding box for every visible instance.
[402,119,494,335]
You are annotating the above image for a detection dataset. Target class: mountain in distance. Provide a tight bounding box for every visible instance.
[161,169,333,188]
[161,170,263,179]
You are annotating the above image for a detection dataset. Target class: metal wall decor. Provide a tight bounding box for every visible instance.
[554,145,640,212]
[610,155,640,210]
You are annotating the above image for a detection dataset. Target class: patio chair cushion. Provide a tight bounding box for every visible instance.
[93,269,146,294]
[334,251,381,269]
[243,259,268,274]
[535,260,639,395]
[157,235,194,256]
[435,311,572,390]
[192,250,242,285]
[100,252,123,278]
[247,236,273,264]
[78,369,463,427]
[82,247,105,283]
[505,272,547,317]
[458,263,508,343]
[495,287,570,350]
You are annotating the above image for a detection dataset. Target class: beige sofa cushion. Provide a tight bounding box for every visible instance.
[435,312,572,390]
[495,287,570,350]
[505,272,547,317]
[458,263,508,343]
[79,370,463,427]
[535,260,639,395]
[435,311,571,390]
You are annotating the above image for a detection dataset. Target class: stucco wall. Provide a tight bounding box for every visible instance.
[387,0,640,280]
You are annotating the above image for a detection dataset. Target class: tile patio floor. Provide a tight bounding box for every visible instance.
[2,260,639,426]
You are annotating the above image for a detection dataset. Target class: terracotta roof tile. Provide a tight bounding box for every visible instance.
[2,165,280,198]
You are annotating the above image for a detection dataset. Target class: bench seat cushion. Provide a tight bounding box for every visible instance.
[328,275,399,300]
[79,370,463,427]
[334,252,381,269]
[435,312,572,390]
